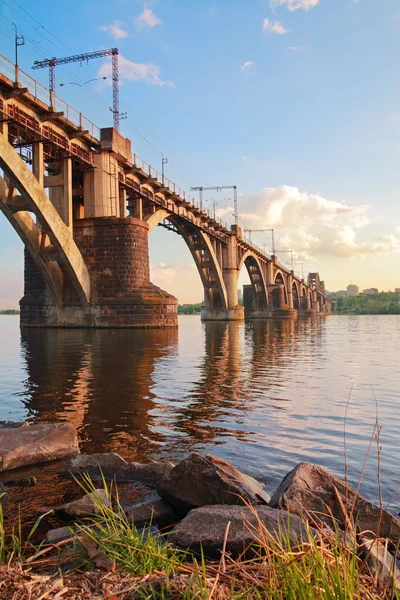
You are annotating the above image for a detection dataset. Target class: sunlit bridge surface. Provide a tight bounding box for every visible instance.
[0,315,399,512]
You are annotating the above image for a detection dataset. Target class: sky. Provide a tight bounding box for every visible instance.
[0,0,399,307]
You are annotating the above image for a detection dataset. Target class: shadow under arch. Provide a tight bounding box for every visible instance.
[292,280,300,310]
[145,209,228,312]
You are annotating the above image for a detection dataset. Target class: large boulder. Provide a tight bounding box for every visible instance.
[0,422,79,472]
[158,453,270,515]
[270,462,400,545]
[62,453,174,485]
[172,505,311,558]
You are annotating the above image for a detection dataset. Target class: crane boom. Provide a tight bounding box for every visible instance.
[32,48,121,130]
[190,185,238,225]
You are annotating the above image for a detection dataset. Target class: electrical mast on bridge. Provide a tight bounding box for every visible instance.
[190,185,238,225]
[32,48,124,130]
[243,228,275,255]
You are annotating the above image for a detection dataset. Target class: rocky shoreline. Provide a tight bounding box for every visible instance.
[0,420,399,595]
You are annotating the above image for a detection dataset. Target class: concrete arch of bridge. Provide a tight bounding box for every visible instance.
[144,208,228,313]
[0,131,90,309]
[238,250,269,311]
[292,280,300,310]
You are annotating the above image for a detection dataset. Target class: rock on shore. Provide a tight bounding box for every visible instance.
[56,489,109,517]
[63,453,174,484]
[270,462,400,545]
[0,422,79,472]
[158,453,270,515]
[171,505,312,558]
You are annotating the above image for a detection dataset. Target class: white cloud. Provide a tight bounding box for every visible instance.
[150,263,177,283]
[99,22,129,40]
[271,0,320,11]
[287,45,307,51]
[135,7,162,31]
[240,61,254,71]
[99,55,174,87]
[239,185,369,229]
[263,18,290,34]
[150,263,201,301]
[219,185,400,260]
[241,155,250,162]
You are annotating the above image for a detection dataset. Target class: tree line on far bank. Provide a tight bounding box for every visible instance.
[330,291,400,314]
[0,309,19,315]
[177,303,202,315]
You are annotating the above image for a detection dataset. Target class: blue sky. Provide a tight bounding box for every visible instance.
[1,0,400,306]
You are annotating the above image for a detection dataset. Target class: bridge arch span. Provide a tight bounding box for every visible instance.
[292,280,300,310]
[145,208,228,313]
[0,131,90,309]
[238,250,269,311]
[271,270,288,308]
[274,269,286,285]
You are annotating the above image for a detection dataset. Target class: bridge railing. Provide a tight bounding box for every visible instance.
[132,153,231,231]
[0,54,100,140]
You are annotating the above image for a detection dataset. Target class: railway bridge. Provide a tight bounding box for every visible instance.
[0,54,331,328]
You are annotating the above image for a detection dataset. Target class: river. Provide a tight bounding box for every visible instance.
[0,314,399,514]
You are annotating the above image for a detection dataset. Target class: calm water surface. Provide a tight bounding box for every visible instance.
[0,314,399,511]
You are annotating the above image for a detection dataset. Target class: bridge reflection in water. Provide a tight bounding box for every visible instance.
[19,317,327,467]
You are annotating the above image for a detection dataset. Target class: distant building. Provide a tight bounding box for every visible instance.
[395,288,400,293]
[237,288,243,301]
[363,288,378,295]
[347,284,359,297]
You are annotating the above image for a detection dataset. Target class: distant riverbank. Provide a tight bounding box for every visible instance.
[0,310,19,315]
[329,291,400,315]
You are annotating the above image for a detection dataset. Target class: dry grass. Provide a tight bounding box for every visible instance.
[1,491,399,600]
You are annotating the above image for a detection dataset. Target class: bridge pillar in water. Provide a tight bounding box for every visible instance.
[298,289,316,317]
[20,216,178,327]
[201,225,244,322]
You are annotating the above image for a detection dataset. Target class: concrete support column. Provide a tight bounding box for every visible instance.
[83,152,118,218]
[48,158,73,229]
[63,157,73,229]
[119,186,127,218]
[132,195,143,220]
[222,234,239,308]
[287,272,294,309]
[0,120,8,137]
[32,142,44,187]
[266,258,275,286]
[312,291,319,312]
